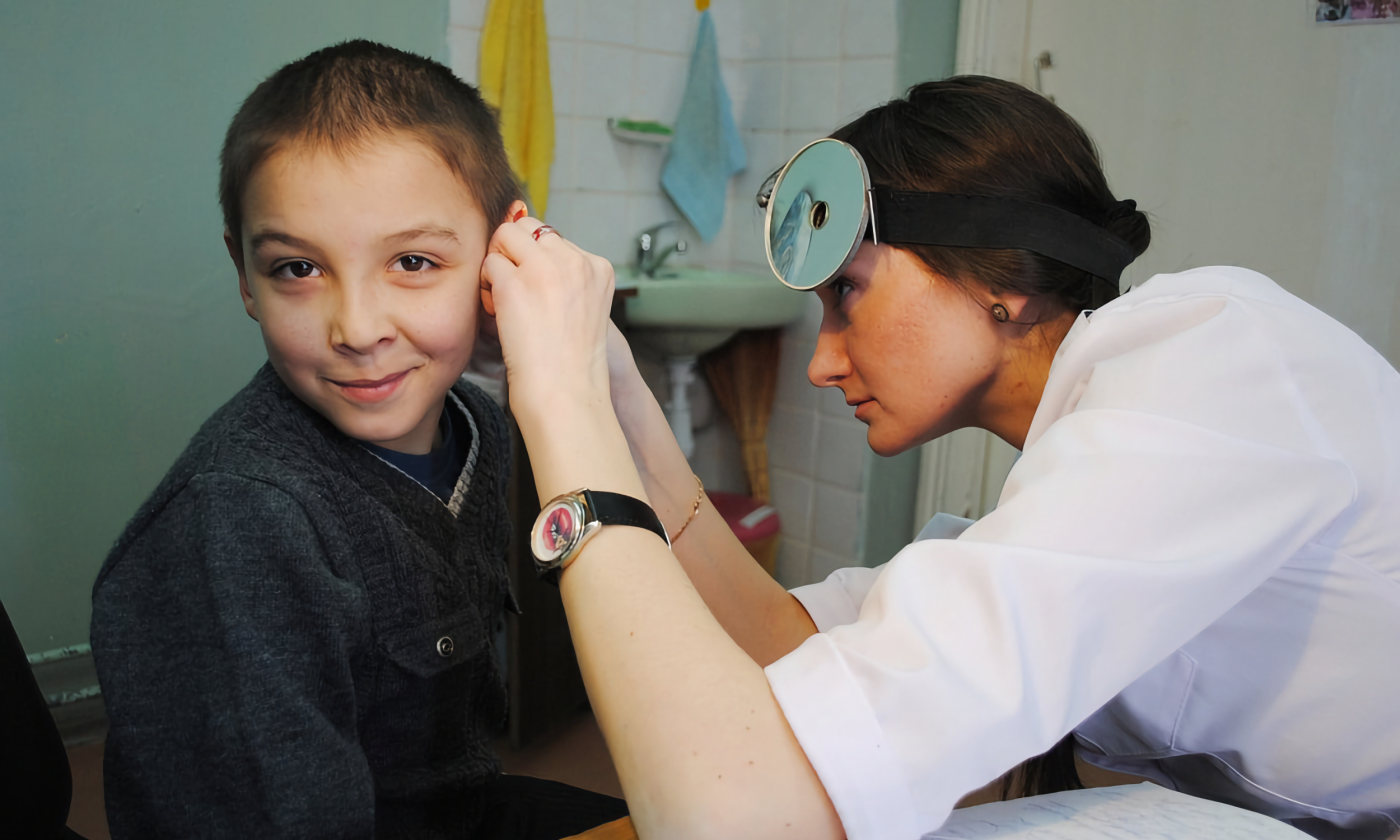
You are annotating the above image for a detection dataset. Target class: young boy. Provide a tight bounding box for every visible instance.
[90,41,627,839]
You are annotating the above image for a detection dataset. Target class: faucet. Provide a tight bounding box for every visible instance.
[635,221,688,277]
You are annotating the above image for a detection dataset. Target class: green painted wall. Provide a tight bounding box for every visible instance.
[0,2,449,654]
[897,0,961,93]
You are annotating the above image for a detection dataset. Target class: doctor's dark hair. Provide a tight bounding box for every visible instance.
[833,76,1150,313]
[219,40,521,245]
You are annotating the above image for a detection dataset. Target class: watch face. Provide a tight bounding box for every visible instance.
[532,497,584,564]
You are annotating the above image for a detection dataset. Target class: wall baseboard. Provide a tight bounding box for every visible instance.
[30,646,108,746]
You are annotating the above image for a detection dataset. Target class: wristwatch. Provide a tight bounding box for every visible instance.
[531,488,670,583]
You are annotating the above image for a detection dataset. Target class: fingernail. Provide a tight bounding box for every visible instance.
[512,207,526,222]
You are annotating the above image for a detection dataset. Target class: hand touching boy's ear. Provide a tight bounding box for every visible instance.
[475,201,530,371]
[478,201,529,322]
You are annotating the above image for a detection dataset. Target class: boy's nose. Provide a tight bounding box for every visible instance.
[329,283,395,354]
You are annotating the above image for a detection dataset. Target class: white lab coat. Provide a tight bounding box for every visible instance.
[766,267,1400,840]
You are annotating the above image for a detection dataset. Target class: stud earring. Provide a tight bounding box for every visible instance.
[991,303,1010,322]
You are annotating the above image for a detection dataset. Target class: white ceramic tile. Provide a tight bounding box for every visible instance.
[838,58,895,123]
[682,219,732,266]
[768,404,817,473]
[774,336,817,410]
[808,547,849,585]
[573,117,634,191]
[548,38,578,116]
[811,483,860,557]
[708,0,745,62]
[692,416,746,493]
[573,44,636,117]
[840,0,896,58]
[769,467,813,542]
[775,538,811,591]
[718,59,746,122]
[542,187,575,230]
[625,141,666,193]
[631,51,689,123]
[784,60,839,132]
[548,116,577,193]
[737,61,785,131]
[447,26,481,86]
[570,191,632,264]
[635,0,696,56]
[737,129,786,188]
[818,379,853,417]
[578,0,638,46]
[544,0,580,39]
[796,286,824,331]
[740,0,788,60]
[450,0,489,28]
[786,0,841,59]
[815,416,868,491]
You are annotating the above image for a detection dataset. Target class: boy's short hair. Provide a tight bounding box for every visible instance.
[219,40,521,244]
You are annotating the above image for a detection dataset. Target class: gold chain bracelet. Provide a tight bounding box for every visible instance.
[670,475,705,544]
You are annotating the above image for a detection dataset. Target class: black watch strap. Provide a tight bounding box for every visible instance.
[537,490,670,585]
[582,489,671,549]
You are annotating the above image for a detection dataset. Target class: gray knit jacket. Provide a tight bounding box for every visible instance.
[91,364,515,839]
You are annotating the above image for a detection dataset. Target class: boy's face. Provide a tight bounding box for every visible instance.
[229,136,490,455]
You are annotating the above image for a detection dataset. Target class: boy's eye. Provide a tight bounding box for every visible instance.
[273,260,320,279]
[393,255,436,272]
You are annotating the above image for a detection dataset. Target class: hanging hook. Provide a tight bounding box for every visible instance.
[1034,50,1055,103]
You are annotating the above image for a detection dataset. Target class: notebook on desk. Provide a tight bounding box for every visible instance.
[926,783,1309,839]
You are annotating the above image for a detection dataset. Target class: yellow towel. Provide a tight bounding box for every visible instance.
[479,0,554,218]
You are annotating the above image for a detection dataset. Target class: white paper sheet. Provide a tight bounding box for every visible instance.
[924,783,1309,839]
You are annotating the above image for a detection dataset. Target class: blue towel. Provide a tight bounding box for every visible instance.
[661,10,746,242]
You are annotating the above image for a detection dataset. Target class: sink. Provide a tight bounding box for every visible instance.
[613,265,809,457]
[616,266,809,357]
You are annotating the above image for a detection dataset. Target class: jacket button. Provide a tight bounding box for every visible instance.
[436,636,454,657]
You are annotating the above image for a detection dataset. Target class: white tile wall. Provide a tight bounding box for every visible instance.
[448,0,899,589]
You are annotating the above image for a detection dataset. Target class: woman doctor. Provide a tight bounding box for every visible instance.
[481,76,1400,840]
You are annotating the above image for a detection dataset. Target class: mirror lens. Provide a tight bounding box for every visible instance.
[772,190,813,282]
[765,139,869,290]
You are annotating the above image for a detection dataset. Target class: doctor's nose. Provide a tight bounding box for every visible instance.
[808,323,851,388]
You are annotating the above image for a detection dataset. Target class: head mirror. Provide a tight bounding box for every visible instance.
[762,139,871,291]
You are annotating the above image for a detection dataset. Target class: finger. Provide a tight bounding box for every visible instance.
[479,281,496,318]
[480,251,520,291]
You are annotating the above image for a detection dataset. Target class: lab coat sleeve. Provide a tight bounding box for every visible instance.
[790,515,974,632]
[765,407,1356,840]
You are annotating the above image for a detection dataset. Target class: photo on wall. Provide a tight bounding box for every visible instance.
[1315,0,1400,23]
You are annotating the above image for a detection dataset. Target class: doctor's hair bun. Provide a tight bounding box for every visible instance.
[833,76,1150,315]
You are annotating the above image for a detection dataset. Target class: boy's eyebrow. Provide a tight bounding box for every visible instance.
[384,226,460,246]
[249,230,314,253]
[247,226,461,253]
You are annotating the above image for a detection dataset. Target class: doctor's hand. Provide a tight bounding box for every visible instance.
[480,204,616,421]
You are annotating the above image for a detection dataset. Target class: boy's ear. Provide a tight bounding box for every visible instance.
[502,200,529,225]
[224,229,259,323]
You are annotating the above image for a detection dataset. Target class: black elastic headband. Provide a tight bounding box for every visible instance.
[872,191,1136,284]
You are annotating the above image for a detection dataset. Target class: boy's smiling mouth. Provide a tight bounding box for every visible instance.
[330,369,413,403]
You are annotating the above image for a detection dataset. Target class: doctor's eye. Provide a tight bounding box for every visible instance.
[272,260,321,280]
[392,255,438,272]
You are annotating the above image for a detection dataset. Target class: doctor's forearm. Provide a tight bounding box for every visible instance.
[609,353,817,666]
